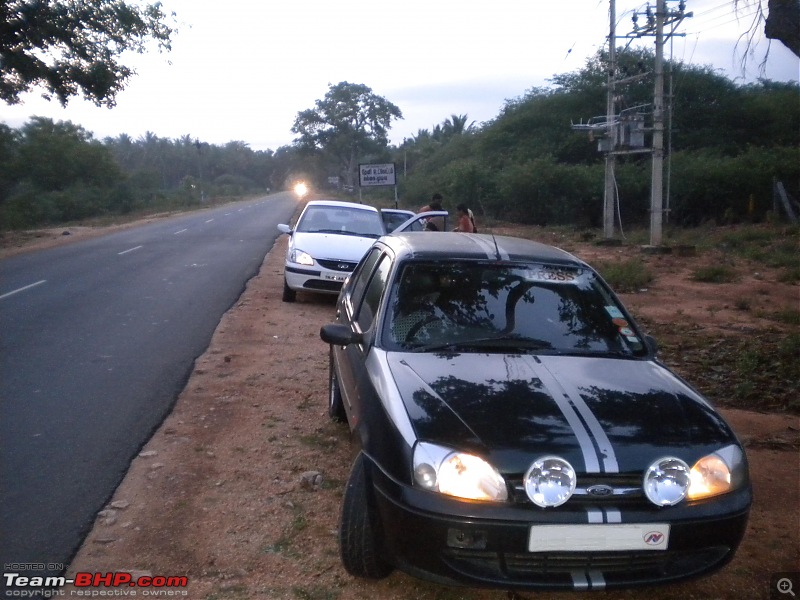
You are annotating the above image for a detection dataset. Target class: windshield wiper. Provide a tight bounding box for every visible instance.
[410,335,552,354]
[551,348,636,359]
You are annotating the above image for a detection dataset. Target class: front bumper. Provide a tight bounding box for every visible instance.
[367,458,751,591]
[284,264,349,294]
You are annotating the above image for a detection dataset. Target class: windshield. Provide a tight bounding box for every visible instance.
[381,211,414,231]
[383,261,646,356]
[297,205,384,238]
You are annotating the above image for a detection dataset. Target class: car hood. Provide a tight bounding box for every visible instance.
[386,352,738,475]
[291,231,378,262]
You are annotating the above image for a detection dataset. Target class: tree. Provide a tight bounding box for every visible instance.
[0,0,175,106]
[735,0,799,58]
[291,82,402,187]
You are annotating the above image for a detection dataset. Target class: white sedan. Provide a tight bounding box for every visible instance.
[278,200,444,302]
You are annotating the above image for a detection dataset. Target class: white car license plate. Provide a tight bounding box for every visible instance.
[323,273,347,282]
[528,523,670,552]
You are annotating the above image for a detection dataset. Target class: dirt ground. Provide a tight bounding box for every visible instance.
[3,213,798,600]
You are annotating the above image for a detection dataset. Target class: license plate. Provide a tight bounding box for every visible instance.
[528,523,670,552]
[323,273,347,282]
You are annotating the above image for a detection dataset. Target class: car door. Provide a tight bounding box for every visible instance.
[390,210,449,233]
[337,249,392,422]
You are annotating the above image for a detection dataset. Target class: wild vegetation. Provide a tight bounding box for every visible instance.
[381,49,799,228]
[1,48,797,232]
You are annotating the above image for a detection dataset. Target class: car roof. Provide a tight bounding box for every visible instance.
[303,200,379,213]
[380,232,588,268]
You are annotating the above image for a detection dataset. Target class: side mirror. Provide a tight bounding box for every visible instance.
[277,223,291,234]
[645,335,659,355]
[320,323,362,346]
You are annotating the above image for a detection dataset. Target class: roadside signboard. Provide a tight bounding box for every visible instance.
[359,163,396,187]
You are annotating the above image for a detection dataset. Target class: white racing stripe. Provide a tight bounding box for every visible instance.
[534,357,620,474]
[571,570,606,590]
[469,234,510,260]
[554,375,619,473]
[532,360,601,473]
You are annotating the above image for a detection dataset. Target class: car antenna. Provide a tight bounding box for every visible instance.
[491,233,502,261]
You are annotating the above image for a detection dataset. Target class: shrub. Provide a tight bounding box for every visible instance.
[691,265,738,283]
[595,258,654,292]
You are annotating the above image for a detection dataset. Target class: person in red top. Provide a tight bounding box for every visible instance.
[453,203,477,233]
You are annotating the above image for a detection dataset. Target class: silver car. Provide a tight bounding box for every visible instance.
[277,200,444,302]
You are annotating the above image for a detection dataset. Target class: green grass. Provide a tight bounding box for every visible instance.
[690,265,739,283]
[595,258,654,292]
[770,309,800,326]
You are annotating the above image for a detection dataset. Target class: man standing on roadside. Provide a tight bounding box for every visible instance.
[418,193,446,231]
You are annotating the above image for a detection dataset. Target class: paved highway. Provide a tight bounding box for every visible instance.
[0,193,298,580]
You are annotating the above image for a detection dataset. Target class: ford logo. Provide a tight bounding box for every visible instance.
[586,485,614,497]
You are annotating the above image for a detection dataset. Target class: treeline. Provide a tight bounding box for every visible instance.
[0,118,310,229]
[365,49,798,227]
[1,48,798,230]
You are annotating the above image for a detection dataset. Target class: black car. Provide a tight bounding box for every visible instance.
[320,232,751,592]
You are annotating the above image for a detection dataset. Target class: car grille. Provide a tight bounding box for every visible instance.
[508,473,646,506]
[303,279,343,292]
[442,546,731,585]
[317,259,357,272]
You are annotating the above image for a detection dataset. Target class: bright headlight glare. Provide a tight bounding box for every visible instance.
[687,445,745,500]
[294,182,308,198]
[412,442,507,502]
[524,456,576,507]
[290,249,314,266]
[644,457,691,506]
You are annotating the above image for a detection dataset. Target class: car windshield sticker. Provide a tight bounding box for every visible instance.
[605,306,624,319]
[522,267,581,283]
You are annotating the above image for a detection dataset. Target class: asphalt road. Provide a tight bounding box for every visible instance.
[0,193,299,581]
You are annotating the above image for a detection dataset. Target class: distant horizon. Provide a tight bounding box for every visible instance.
[1,0,797,152]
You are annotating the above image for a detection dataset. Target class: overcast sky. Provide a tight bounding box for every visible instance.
[1,0,797,151]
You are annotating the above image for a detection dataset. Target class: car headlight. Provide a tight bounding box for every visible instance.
[413,442,508,502]
[644,457,691,506]
[289,248,314,266]
[524,456,576,507]
[644,445,747,507]
[687,444,747,501]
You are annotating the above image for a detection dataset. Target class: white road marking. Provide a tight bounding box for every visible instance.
[0,280,47,300]
[174,229,188,235]
[118,246,143,255]
[205,219,214,223]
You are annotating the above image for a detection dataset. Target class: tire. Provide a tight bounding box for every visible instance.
[282,277,296,303]
[328,348,346,422]
[339,454,393,579]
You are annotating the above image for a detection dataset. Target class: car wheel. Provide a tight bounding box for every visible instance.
[339,454,393,579]
[282,277,296,303]
[328,348,346,422]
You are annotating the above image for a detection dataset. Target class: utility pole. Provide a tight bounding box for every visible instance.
[650,0,666,246]
[573,1,689,241]
[604,0,617,239]
[629,0,691,247]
